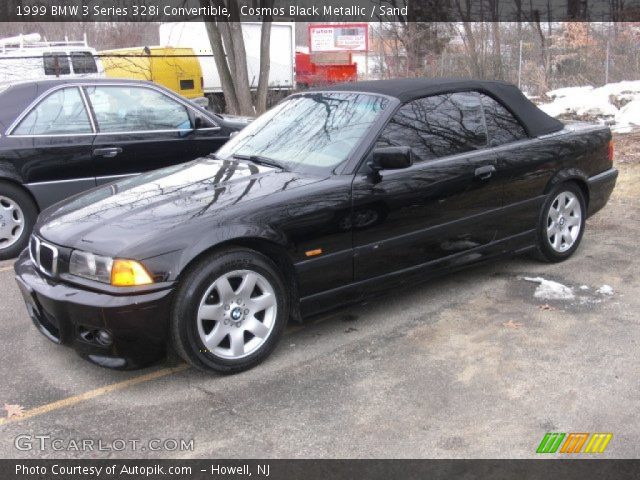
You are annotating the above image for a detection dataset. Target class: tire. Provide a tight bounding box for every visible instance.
[170,247,289,374]
[0,181,38,260]
[534,182,586,263]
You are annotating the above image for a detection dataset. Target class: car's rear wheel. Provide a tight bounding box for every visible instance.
[0,182,37,260]
[170,247,288,374]
[534,183,586,262]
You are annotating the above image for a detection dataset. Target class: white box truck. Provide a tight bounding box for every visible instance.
[159,22,295,95]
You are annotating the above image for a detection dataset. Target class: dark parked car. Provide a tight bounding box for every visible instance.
[15,78,618,373]
[0,78,248,259]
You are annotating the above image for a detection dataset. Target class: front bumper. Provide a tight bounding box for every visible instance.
[14,249,174,369]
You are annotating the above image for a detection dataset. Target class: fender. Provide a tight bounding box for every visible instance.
[169,225,301,321]
[543,167,590,203]
[0,161,40,211]
[134,224,291,281]
[178,224,290,274]
[0,160,23,184]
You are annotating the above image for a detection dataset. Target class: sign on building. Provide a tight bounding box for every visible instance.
[309,24,369,52]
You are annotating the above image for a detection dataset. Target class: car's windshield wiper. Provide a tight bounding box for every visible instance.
[231,154,288,171]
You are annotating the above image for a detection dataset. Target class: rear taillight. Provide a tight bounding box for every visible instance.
[608,140,614,163]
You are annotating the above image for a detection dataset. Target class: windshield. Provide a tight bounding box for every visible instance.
[217,92,389,174]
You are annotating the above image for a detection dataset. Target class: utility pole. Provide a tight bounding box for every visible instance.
[518,39,523,89]
[605,38,610,85]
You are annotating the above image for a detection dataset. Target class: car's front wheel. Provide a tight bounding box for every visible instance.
[170,247,288,374]
[535,182,586,262]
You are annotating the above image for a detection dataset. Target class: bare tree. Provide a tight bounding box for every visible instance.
[374,0,449,77]
[198,0,272,116]
[256,5,272,115]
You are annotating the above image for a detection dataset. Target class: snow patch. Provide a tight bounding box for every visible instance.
[539,87,618,118]
[596,285,614,296]
[524,276,575,300]
[615,100,640,133]
[537,80,640,133]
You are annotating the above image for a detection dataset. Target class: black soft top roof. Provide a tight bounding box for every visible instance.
[325,78,564,137]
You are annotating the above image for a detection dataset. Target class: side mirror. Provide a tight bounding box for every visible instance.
[193,116,203,129]
[369,146,413,173]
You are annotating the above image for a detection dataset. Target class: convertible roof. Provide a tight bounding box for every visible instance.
[326,78,564,137]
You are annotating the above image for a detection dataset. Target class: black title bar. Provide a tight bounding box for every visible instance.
[2,460,640,480]
[1,0,640,22]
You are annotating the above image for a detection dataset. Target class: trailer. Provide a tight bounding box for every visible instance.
[159,22,295,95]
[295,50,358,88]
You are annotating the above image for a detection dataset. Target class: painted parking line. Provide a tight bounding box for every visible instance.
[1,325,307,426]
[0,308,341,427]
[0,364,190,427]
[0,266,14,273]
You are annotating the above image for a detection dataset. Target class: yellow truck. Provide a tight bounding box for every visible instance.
[100,46,203,99]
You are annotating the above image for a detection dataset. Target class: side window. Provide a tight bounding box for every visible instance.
[43,53,70,76]
[13,87,92,135]
[479,93,528,147]
[86,86,192,133]
[70,52,98,74]
[377,92,487,161]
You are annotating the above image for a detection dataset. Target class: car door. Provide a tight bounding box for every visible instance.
[351,91,503,281]
[7,86,97,207]
[84,84,205,185]
[478,92,552,239]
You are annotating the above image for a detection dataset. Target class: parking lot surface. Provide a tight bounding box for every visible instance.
[0,134,638,458]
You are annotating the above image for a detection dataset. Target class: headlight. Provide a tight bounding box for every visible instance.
[69,251,153,286]
[69,250,113,283]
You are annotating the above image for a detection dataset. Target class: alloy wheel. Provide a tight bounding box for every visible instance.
[196,269,277,359]
[0,195,24,250]
[546,191,582,253]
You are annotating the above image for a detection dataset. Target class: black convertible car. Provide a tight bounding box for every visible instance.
[15,78,617,373]
[0,78,248,259]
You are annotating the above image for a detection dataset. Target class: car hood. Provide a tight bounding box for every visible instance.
[36,157,321,256]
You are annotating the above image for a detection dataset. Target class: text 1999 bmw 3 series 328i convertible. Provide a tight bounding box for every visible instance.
[14,78,618,373]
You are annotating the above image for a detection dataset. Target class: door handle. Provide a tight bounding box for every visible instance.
[93,147,122,158]
[474,165,496,180]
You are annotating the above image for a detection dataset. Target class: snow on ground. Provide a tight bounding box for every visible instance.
[522,277,616,305]
[596,285,615,296]
[524,276,575,300]
[537,80,640,133]
[615,100,640,133]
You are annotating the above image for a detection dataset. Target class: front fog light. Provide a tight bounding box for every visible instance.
[111,259,153,286]
[96,329,113,346]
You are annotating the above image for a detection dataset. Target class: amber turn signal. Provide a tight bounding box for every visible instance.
[111,259,154,286]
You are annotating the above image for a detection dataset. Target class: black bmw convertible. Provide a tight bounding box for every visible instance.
[15,78,617,373]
